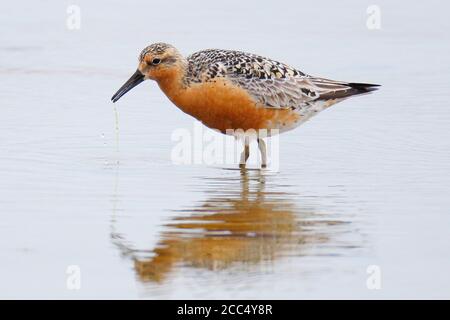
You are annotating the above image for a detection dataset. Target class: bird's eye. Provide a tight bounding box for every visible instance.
[152,58,161,65]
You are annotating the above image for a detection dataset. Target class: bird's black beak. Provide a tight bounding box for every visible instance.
[111,70,145,103]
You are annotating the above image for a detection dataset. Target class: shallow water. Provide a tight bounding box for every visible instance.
[1,1,450,299]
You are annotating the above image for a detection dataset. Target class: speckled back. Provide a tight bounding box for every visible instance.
[186,49,307,84]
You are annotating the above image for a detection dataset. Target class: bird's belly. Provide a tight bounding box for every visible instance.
[167,80,302,134]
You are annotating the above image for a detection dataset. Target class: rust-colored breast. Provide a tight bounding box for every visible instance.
[159,78,300,133]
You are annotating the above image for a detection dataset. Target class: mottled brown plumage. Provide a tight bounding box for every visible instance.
[112,42,379,168]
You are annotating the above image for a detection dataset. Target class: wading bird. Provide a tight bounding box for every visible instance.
[112,43,379,168]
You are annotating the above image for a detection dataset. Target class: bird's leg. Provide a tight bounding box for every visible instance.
[257,138,267,169]
[239,137,250,169]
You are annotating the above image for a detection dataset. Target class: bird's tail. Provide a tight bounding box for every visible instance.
[311,78,380,100]
[347,82,381,94]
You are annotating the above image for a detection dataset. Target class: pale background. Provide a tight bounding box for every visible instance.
[1,0,449,299]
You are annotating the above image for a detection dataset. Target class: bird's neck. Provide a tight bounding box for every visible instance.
[156,61,188,102]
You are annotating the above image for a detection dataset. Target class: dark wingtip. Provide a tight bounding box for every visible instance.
[348,82,381,93]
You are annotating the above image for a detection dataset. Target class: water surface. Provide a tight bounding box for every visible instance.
[1,0,449,299]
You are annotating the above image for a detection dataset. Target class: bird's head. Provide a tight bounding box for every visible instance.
[111,43,185,103]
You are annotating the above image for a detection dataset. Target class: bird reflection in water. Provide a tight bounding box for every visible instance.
[111,169,344,283]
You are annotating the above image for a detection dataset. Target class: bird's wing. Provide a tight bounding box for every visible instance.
[232,76,311,109]
[230,70,368,109]
[187,49,376,110]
